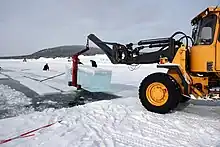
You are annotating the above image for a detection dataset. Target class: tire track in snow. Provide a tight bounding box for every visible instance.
[71,108,107,147]
[138,122,194,146]
[110,104,192,143]
[84,117,163,147]
[74,108,138,147]
[110,106,193,146]
[108,130,170,147]
[130,109,220,146]
[43,98,220,147]
[75,106,172,147]
[75,102,220,147]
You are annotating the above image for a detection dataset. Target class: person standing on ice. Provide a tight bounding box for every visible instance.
[90,60,97,68]
[43,63,49,71]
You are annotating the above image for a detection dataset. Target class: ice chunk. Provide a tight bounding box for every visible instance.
[77,65,112,92]
[65,65,72,83]
[65,64,112,92]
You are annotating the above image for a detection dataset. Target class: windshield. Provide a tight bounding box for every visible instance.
[192,14,217,45]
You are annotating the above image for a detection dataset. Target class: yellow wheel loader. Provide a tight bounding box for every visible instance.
[84,7,220,114]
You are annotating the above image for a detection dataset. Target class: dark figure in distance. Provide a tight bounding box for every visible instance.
[43,63,49,71]
[23,58,27,62]
[90,60,97,68]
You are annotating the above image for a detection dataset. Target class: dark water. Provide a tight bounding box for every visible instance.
[1,77,220,120]
[0,78,121,119]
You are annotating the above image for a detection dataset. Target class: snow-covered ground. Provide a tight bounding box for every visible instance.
[0,55,220,147]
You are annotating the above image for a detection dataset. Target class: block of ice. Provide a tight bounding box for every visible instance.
[65,64,112,92]
[77,65,112,92]
[65,65,72,83]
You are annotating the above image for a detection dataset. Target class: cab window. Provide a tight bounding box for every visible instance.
[194,14,217,45]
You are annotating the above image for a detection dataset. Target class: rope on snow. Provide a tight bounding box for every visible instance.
[0,120,62,145]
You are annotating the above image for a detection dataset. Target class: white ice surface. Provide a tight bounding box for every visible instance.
[0,56,165,95]
[0,55,219,147]
[0,74,7,79]
[0,59,76,95]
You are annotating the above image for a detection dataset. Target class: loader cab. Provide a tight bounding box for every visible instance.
[190,7,220,72]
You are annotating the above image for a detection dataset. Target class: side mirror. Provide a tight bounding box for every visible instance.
[191,28,196,40]
[200,27,212,40]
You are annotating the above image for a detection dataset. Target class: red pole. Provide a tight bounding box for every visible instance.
[72,55,78,87]
[71,47,89,89]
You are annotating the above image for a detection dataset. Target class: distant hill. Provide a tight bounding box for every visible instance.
[0,45,105,59]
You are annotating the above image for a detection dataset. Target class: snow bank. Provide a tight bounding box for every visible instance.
[0,97,220,146]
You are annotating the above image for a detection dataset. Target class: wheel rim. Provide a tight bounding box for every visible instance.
[146,82,169,106]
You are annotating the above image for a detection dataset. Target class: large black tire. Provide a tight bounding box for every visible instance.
[138,72,181,114]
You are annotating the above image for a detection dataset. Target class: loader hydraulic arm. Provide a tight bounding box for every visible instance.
[87,31,192,65]
[87,34,115,63]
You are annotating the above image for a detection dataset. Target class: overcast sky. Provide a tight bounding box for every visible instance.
[0,0,218,56]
